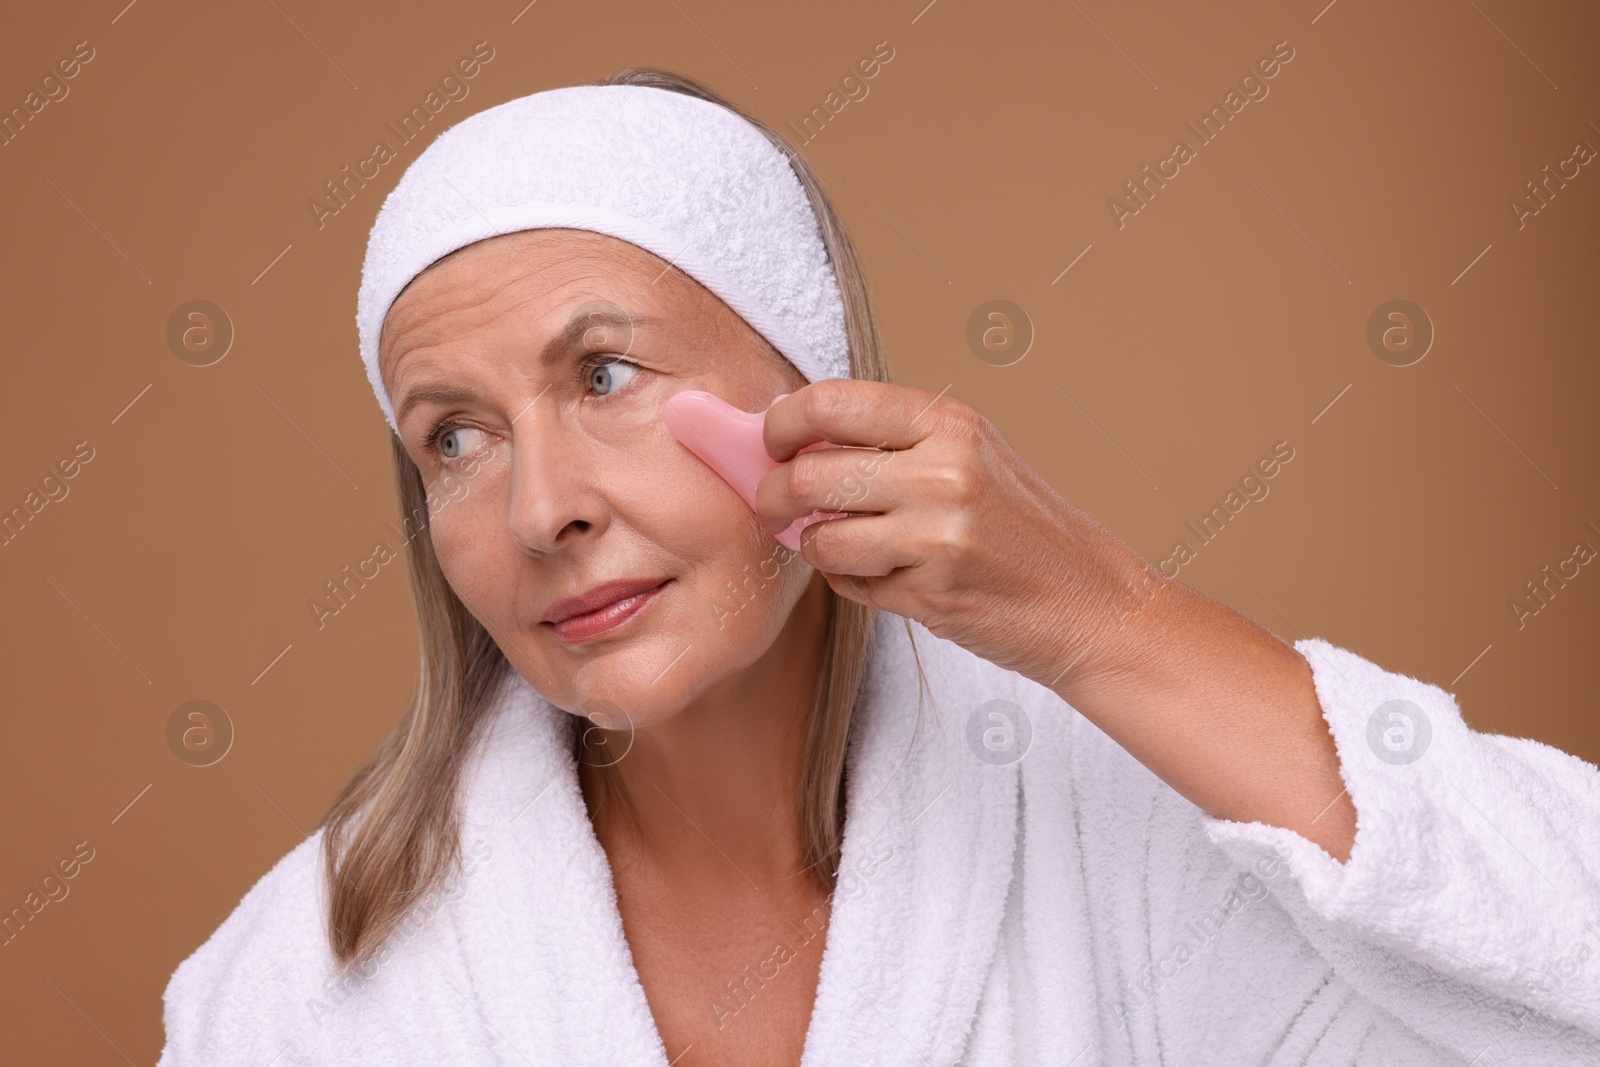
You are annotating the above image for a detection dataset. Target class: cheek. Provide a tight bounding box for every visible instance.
[634,439,809,633]
[689,501,812,640]
[656,467,760,549]
[704,533,810,642]
[605,410,753,537]
[423,472,510,605]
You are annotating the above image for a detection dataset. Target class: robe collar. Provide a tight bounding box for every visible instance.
[451,610,1022,1066]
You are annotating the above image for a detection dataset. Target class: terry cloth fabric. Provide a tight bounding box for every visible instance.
[355,84,852,435]
[156,612,1600,1065]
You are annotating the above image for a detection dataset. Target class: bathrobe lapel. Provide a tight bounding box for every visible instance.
[798,613,1022,1067]
[449,611,1021,1066]
[447,674,668,1065]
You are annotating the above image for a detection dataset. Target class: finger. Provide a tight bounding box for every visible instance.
[755,442,907,536]
[797,513,921,578]
[805,529,920,621]
[763,379,950,462]
[817,568,882,612]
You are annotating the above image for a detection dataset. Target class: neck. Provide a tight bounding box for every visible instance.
[578,572,832,892]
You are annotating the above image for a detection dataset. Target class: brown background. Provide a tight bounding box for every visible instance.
[2,0,1596,1060]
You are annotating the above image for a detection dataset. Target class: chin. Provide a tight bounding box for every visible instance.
[567,679,693,736]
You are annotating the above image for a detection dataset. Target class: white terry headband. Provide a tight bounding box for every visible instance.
[356,83,852,435]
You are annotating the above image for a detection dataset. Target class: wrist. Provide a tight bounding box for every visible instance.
[1042,543,1179,704]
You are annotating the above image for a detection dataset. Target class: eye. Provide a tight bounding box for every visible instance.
[582,356,641,398]
[438,425,486,460]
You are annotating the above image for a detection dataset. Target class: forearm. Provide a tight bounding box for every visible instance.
[1052,559,1358,863]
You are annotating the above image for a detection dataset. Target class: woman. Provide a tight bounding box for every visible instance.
[158,68,1600,1066]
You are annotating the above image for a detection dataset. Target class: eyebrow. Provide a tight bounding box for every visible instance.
[394,308,659,426]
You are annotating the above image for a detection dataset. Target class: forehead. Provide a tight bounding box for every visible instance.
[378,229,694,372]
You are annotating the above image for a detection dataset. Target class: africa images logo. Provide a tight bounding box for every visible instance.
[1107,40,1296,230]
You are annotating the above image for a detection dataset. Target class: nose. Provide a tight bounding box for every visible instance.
[505,408,604,553]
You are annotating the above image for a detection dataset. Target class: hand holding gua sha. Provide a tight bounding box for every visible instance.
[662,390,851,552]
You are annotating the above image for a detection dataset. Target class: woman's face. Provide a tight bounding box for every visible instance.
[378,228,823,730]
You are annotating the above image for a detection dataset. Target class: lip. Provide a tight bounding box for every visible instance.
[542,578,671,643]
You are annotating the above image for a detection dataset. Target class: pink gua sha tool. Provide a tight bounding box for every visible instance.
[662,390,851,552]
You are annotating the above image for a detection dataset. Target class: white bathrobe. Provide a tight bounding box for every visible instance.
[157,610,1600,1065]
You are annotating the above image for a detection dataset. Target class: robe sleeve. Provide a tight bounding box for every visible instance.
[1198,636,1600,1063]
[156,833,331,1067]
